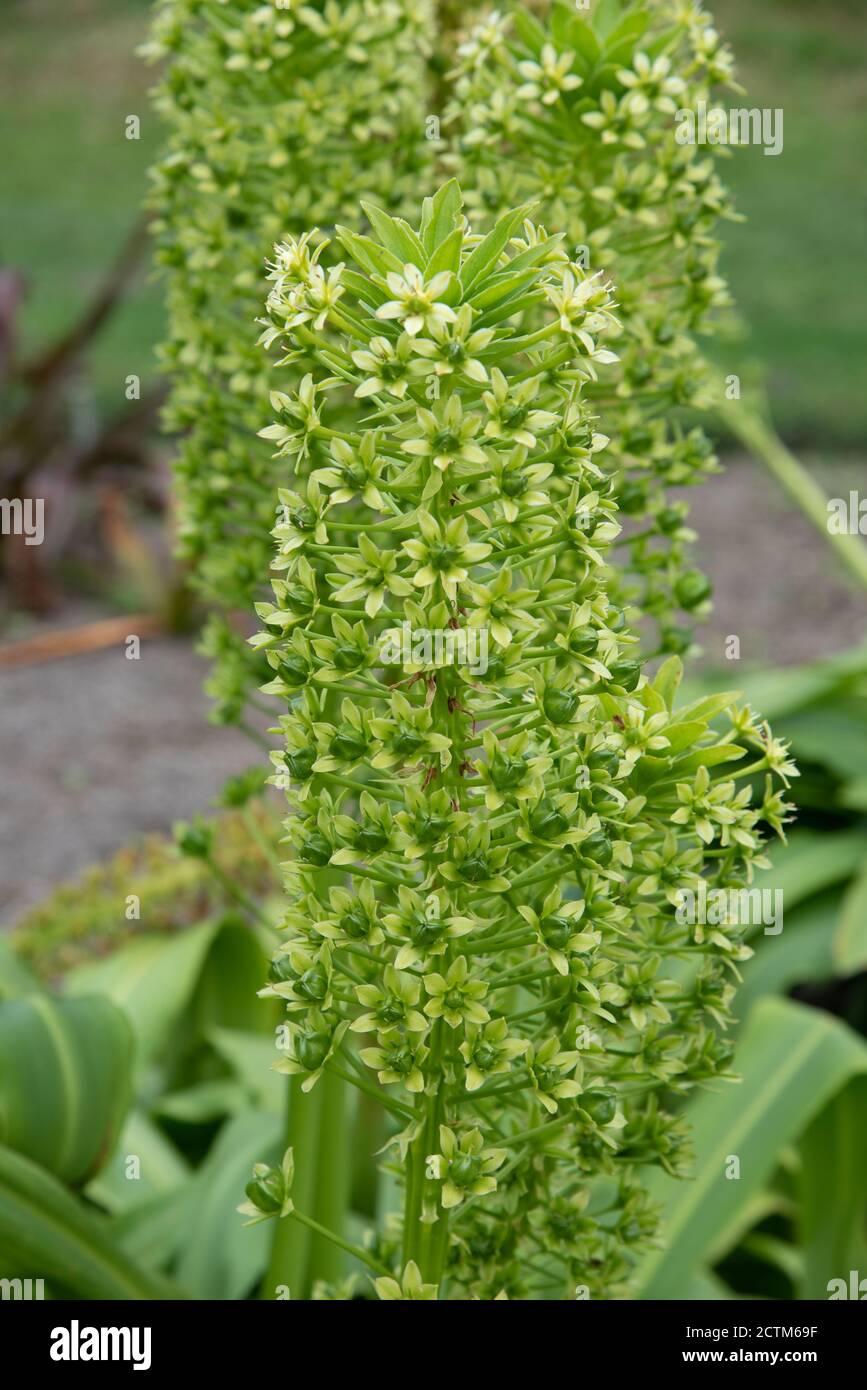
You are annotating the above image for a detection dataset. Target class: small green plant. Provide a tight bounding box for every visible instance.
[242,184,794,1298]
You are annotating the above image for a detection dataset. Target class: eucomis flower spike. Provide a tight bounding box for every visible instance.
[242,183,797,1298]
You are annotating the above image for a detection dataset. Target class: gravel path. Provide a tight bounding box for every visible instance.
[3,458,867,924]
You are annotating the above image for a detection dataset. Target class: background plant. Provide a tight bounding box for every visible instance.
[449,0,867,613]
[145,0,436,725]
[241,184,794,1298]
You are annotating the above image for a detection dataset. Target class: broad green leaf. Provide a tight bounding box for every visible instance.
[757,828,865,913]
[0,1142,180,1299]
[681,1268,736,1300]
[0,993,133,1185]
[64,920,221,1067]
[85,1108,190,1214]
[153,1078,248,1124]
[834,857,867,975]
[176,1110,281,1300]
[110,1183,198,1275]
[209,1027,285,1113]
[798,1080,867,1299]
[736,895,836,1019]
[780,703,867,779]
[190,919,274,1037]
[635,997,867,1298]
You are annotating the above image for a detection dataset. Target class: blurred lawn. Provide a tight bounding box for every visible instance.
[0,0,162,412]
[713,0,867,447]
[1,0,864,442]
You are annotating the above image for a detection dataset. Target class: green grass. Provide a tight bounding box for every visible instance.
[713,0,867,446]
[0,0,162,413]
[0,0,863,444]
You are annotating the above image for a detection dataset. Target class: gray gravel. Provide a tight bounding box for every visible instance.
[0,636,262,923]
[3,457,867,925]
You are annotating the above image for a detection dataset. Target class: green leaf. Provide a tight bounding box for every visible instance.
[209,1027,285,1113]
[109,1183,198,1274]
[420,179,463,256]
[176,1111,281,1300]
[64,920,222,1067]
[835,857,867,974]
[153,1078,249,1124]
[758,828,865,913]
[634,998,867,1298]
[798,1080,867,1299]
[0,941,43,1002]
[360,202,426,266]
[335,227,404,278]
[85,1108,190,1214]
[736,895,836,1019]
[653,655,682,710]
[426,226,464,279]
[551,5,601,70]
[0,1142,180,1299]
[0,993,133,1185]
[780,702,867,779]
[460,205,534,295]
[512,7,548,57]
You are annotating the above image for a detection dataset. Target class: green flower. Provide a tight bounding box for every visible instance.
[411,303,493,383]
[374,1261,438,1302]
[403,395,488,488]
[311,433,389,508]
[360,1029,429,1094]
[383,887,475,971]
[423,955,490,1030]
[351,965,428,1035]
[376,263,457,337]
[426,1126,507,1208]
[351,335,423,401]
[516,44,582,106]
[238,1147,295,1225]
[527,1038,583,1115]
[329,533,414,618]
[518,887,600,978]
[274,1012,349,1093]
[402,512,492,602]
[460,1018,529,1092]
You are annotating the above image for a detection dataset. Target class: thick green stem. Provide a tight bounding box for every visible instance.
[717,400,867,593]
[261,1077,322,1299]
[307,1069,351,1288]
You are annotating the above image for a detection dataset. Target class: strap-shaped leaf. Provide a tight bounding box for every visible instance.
[635,998,867,1298]
[0,1142,180,1299]
[0,994,133,1185]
